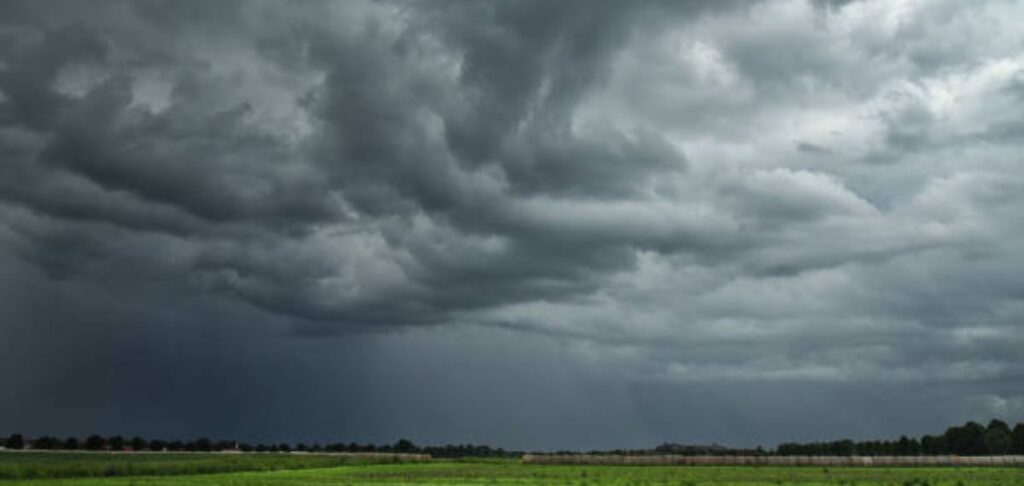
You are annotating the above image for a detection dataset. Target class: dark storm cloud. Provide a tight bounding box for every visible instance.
[2,0,1023,448]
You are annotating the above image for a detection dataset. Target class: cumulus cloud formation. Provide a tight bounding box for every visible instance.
[1,0,1022,447]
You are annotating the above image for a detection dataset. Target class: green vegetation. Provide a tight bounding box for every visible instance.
[7,419,1023,458]
[777,420,1024,456]
[0,452,409,481]
[2,454,1022,485]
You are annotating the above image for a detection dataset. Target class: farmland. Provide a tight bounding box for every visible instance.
[0,452,425,481]
[2,453,1023,485]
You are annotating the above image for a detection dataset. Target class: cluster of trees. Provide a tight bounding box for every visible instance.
[1,434,516,458]
[3,434,240,452]
[776,420,1024,456]
[247,440,514,457]
[653,444,764,456]
[415,444,515,458]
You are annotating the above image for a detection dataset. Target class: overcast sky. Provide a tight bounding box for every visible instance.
[1,0,1023,451]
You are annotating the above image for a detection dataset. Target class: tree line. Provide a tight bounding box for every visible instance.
[776,420,1024,456]
[4,419,1023,456]
[0,434,516,458]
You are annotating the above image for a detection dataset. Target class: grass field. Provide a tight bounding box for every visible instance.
[0,452,416,481]
[2,453,1022,485]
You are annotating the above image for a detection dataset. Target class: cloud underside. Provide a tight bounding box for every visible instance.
[1,0,1023,399]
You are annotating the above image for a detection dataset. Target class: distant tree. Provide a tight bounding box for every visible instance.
[942,426,963,454]
[167,440,184,451]
[394,438,416,453]
[63,437,79,450]
[944,422,986,455]
[278,443,291,453]
[4,434,24,450]
[921,435,942,455]
[129,436,146,451]
[33,436,58,450]
[85,435,105,450]
[983,420,1011,455]
[895,436,921,455]
[897,436,912,455]
[108,436,124,451]
[988,419,1012,434]
[832,440,855,456]
[965,422,988,455]
[1012,423,1024,454]
[191,438,212,452]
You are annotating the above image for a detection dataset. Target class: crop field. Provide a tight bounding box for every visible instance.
[2,453,1023,485]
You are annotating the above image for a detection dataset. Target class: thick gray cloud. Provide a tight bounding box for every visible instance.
[1,0,1023,449]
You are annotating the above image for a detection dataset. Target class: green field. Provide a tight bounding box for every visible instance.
[0,452,413,481]
[2,453,1022,485]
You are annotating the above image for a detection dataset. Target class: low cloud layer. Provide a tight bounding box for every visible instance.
[1,0,1022,449]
